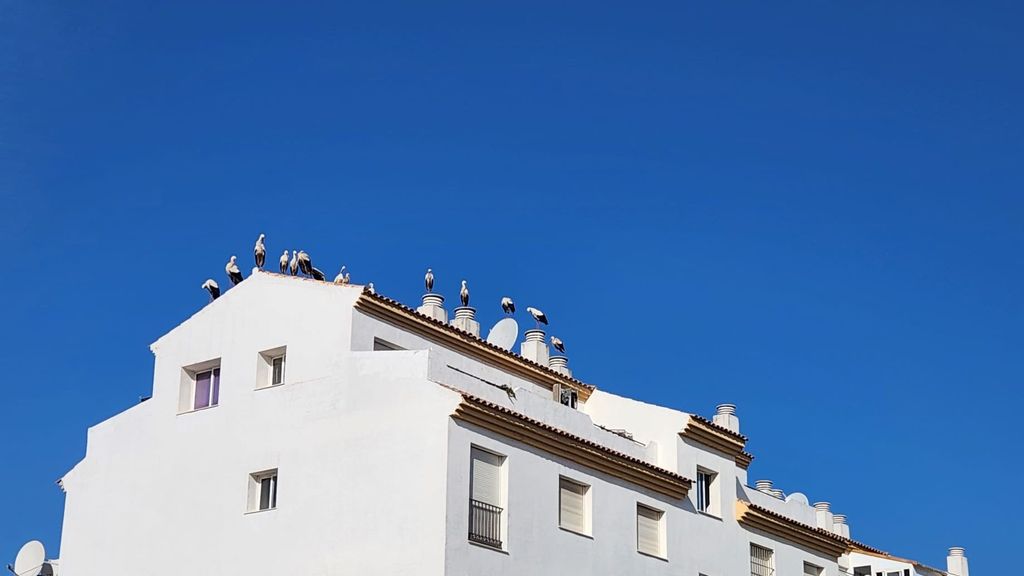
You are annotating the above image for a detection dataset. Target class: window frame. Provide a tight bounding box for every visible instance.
[178,359,222,414]
[696,467,719,516]
[256,346,287,390]
[750,543,775,576]
[247,469,279,513]
[636,503,667,559]
[557,476,591,536]
[804,561,823,576]
[468,445,508,551]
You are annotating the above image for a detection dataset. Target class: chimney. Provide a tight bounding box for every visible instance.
[520,329,549,366]
[947,547,969,576]
[770,488,785,500]
[548,355,572,377]
[451,306,480,337]
[755,480,773,494]
[813,502,834,531]
[417,293,448,323]
[832,514,850,539]
[713,403,740,433]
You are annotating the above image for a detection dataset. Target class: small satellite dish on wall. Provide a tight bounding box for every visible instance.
[13,540,45,576]
[486,317,519,350]
[785,492,809,506]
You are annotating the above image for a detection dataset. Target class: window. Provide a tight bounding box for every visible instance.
[179,360,222,413]
[469,447,505,549]
[696,468,718,515]
[559,386,578,409]
[853,568,871,576]
[247,469,278,512]
[373,338,404,351]
[558,477,590,535]
[257,346,287,389]
[750,544,774,576]
[804,562,823,576]
[636,504,665,558]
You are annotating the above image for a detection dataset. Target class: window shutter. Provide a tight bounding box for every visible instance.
[559,478,586,532]
[637,505,662,556]
[471,448,502,506]
[194,371,212,409]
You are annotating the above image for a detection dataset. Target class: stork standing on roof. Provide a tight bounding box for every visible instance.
[279,250,289,274]
[334,266,348,284]
[551,336,565,354]
[225,256,243,286]
[366,282,375,294]
[424,268,434,292]
[460,280,470,307]
[310,267,326,281]
[297,250,312,276]
[202,279,220,300]
[254,234,266,269]
[289,250,299,276]
[526,306,548,328]
[501,296,515,315]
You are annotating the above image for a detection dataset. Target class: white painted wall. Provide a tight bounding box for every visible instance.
[53,273,936,576]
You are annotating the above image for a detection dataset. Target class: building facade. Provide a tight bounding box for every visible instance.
[50,272,969,575]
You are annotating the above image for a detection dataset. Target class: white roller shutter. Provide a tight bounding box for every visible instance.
[559,478,587,532]
[470,448,503,506]
[637,504,663,556]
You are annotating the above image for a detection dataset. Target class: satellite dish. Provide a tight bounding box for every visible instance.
[14,540,45,576]
[785,492,809,506]
[486,317,518,350]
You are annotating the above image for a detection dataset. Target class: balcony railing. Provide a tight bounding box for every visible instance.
[469,499,503,548]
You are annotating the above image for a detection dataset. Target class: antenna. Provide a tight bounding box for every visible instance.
[12,541,44,576]
[485,317,518,351]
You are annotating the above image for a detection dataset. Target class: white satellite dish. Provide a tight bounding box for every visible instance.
[785,492,809,506]
[486,317,518,351]
[14,540,45,576]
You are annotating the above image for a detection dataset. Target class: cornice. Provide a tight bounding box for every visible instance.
[736,500,849,558]
[679,416,754,470]
[452,393,690,499]
[355,291,594,401]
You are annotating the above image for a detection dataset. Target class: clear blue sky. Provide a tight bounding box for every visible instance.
[1,1,1019,571]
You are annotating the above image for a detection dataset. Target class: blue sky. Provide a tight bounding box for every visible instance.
[1,0,1019,570]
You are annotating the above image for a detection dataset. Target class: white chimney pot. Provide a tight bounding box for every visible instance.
[713,403,741,433]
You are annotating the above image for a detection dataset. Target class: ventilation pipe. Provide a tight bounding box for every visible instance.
[417,293,447,323]
[713,403,740,433]
[520,329,549,366]
[832,514,850,539]
[813,502,834,531]
[755,480,773,494]
[548,355,572,377]
[451,306,480,337]
[770,488,785,500]
[947,547,969,576]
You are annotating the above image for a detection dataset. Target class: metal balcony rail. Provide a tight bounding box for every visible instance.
[469,499,503,548]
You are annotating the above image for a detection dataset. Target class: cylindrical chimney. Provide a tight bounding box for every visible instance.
[832,514,850,539]
[520,329,549,366]
[814,502,834,530]
[947,547,969,576]
[416,293,448,323]
[713,403,741,433]
[548,355,572,377]
[755,480,773,494]
[451,306,480,337]
[770,488,785,500]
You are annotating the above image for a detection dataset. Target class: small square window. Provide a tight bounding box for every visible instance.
[559,386,578,409]
[636,504,665,558]
[558,477,590,535]
[178,359,221,413]
[248,469,278,512]
[257,346,287,389]
[750,544,774,576]
[804,562,823,576]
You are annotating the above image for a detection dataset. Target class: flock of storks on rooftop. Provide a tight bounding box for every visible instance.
[201,234,567,354]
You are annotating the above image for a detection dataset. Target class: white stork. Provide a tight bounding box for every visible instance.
[279,250,289,274]
[551,336,565,354]
[334,265,348,284]
[225,256,243,286]
[254,233,266,269]
[297,250,311,275]
[459,280,470,307]
[526,306,548,327]
[289,250,299,276]
[366,282,375,295]
[201,279,220,300]
[310,267,326,281]
[425,268,434,292]
[501,296,515,315]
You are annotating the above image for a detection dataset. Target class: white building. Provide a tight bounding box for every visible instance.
[40,271,969,575]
